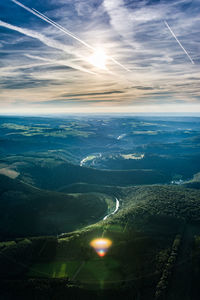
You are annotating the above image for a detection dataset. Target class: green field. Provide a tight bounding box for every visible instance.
[28,261,80,278]
[28,258,122,286]
[1,123,93,138]
[76,258,122,285]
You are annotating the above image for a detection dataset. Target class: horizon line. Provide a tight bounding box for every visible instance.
[1,112,200,117]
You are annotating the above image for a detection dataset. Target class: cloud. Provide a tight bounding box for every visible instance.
[33,98,118,106]
[132,86,154,90]
[0,20,70,53]
[75,1,94,16]
[0,77,55,89]
[0,20,96,75]
[0,0,200,113]
[103,0,198,62]
[61,90,124,97]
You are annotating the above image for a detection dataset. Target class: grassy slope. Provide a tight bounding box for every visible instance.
[0,174,109,239]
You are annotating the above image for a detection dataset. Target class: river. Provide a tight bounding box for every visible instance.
[103,197,120,220]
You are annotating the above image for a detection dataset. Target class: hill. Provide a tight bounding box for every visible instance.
[111,184,200,225]
[0,174,109,239]
[1,184,200,299]
[183,172,200,189]
[4,154,170,190]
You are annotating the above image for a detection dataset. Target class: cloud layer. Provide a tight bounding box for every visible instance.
[0,0,200,113]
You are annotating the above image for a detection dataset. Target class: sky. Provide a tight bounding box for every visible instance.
[0,0,200,114]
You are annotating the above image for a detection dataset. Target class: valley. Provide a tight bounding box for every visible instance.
[0,115,200,299]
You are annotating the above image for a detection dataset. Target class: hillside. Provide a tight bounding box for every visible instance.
[1,184,200,299]
[183,172,200,189]
[3,154,170,190]
[61,183,200,224]
[0,116,200,299]
[0,174,109,239]
[112,184,200,225]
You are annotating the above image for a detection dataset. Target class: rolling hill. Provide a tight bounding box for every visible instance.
[1,184,200,299]
[0,174,109,239]
[4,154,170,190]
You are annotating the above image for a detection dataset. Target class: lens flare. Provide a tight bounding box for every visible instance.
[90,238,112,257]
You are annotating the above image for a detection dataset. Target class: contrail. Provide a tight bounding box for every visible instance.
[0,20,96,75]
[11,0,93,50]
[11,0,130,72]
[33,8,131,72]
[25,54,97,75]
[32,8,94,50]
[164,20,194,65]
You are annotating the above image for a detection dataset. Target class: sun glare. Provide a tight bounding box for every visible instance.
[88,48,107,70]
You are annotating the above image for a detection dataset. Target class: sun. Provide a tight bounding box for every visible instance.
[88,48,107,70]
